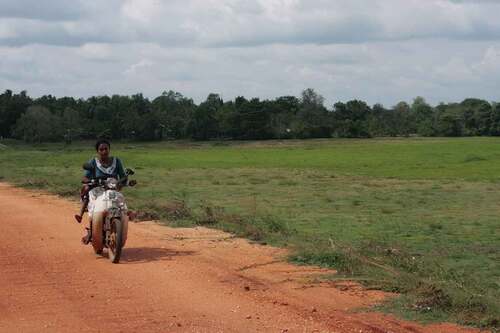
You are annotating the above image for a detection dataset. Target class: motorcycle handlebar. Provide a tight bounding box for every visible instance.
[82,178,105,185]
[82,177,137,187]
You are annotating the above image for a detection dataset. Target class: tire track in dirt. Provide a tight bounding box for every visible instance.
[0,183,483,333]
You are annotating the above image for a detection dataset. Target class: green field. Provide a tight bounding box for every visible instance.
[0,137,499,329]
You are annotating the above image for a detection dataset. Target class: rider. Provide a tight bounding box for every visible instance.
[77,139,127,244]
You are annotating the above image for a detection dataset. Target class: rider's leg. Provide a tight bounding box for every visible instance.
[75,186,89,223]
[81,217,92,244]
[74,199,88,223]
[81,191,94,244]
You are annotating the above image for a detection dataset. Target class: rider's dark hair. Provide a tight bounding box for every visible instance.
[95,139,111,151]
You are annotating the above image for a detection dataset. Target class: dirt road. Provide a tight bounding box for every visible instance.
[0,183,482,333]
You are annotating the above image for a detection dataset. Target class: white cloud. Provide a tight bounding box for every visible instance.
[477,46,500,72]
[1,1,500,105]
[124,59,154,76]
[79,43,115,61]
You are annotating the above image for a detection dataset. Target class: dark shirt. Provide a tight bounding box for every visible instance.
[83,157,126,179]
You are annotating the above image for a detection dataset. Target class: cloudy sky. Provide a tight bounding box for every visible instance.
[1,0,500,106]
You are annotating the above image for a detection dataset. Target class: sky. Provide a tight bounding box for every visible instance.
[1,0,500,107]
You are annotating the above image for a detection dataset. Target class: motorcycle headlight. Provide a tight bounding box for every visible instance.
[106,178,119,189]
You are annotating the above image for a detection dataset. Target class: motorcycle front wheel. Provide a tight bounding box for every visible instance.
[107,217,123,263]
[91,214,104,255]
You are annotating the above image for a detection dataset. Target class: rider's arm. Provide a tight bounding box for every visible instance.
[83,159,94,180]
[81,176,91,199]
[116,158,126,179]
[82,160,93,195]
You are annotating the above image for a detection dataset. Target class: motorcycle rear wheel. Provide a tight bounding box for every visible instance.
[108,217,123,264]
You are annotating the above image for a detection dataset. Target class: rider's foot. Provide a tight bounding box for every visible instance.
[74,214,82,223]
[81,228,91,245]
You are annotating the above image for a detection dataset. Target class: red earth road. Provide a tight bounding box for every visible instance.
[0,183,484,332]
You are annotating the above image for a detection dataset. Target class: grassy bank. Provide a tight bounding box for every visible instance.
[0,137,499,329]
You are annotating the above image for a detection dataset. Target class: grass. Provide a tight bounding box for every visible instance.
[0,137,499,330]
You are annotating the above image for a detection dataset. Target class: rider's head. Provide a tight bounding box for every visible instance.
[95,139,110,159]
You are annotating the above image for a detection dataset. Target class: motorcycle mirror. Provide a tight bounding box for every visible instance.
[126,168,135,176]
[82,162,94,171]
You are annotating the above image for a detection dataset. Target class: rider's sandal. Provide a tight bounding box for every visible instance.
[81,228,92,245]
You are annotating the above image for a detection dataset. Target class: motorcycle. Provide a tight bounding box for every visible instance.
[82,163,136,263]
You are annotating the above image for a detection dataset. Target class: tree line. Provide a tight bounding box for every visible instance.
[1,88,499,143]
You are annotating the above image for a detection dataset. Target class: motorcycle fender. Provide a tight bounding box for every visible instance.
[91,211,105,253]
[92,194,108,213]
[121,212,129,247]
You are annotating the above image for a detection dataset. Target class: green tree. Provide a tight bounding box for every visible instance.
[435,103,465,137]
[188,94,222,140]
[295,89,332,138]
[367,103,389,136]
[214,102,237,139]
[392,101,413,136]
[489,103,500,136]
[152,90,194,139]
[233,98,274,140]
[411,97,435,136]
[333,100,372,138]
[0,90,32,138]
[13,106,62,142]
[62,107,82,143]
[269,96,299,139]
[460,98,492,136]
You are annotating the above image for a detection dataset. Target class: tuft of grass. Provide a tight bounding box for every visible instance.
[381,207,396,214]
[248,177,269,185]
[55,187,79,198]
[198,206,296,243]
[20,179,49,189]
[277,180,298,186]
[352,199,362,206]
[463,155,487,163]
[428,223,443,231]
[163,200,192,220]
[134,199,192,222]
[290,249,356,275]
[197,205,225,225]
